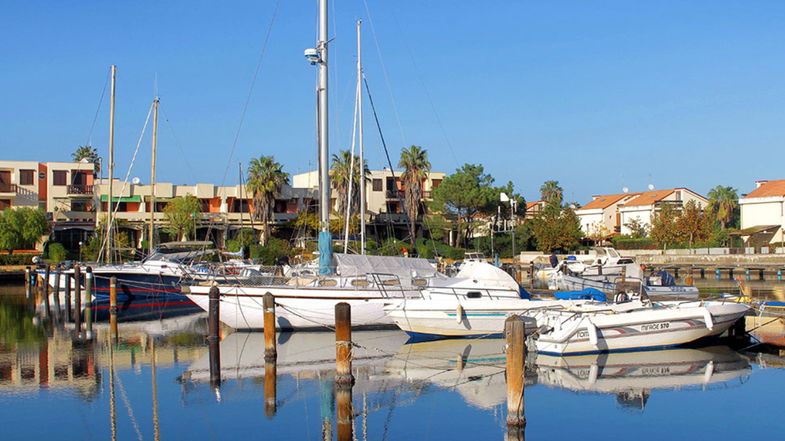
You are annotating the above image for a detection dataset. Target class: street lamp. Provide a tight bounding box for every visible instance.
[78,240,84,262]
[500,193,518,260]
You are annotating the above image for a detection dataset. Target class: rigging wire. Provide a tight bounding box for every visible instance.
[85,69,110,148]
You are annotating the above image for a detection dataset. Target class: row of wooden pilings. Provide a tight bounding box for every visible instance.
[24,265,120,341]
[204,286,527,439]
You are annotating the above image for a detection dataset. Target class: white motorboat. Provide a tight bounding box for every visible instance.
[530,299,750,356]
[536,248,643,281]
[549,269,700,297]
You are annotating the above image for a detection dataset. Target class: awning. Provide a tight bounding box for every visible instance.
[730,225,781,236]
[100,195,142,203]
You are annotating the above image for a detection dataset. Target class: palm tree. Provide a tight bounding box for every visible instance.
[540,180,563,204]
[330,150,369,219]
[247,156,289,246]
[72,145,101,173]
[707,185,739,229]
[398,145,431,243]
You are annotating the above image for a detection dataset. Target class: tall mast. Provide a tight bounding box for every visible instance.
[106,65,117,263]
[357,20,366,255]
[318,0,330,234]
[148,97,159,255]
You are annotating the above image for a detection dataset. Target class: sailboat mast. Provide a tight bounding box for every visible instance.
[148,97,159,255]
[317,0,330,233]
[106,65,117,264]
[357,20,366,255]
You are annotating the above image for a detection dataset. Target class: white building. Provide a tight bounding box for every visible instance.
[617,188,708,235]
[738,179,785,245]
[576,193,640,237]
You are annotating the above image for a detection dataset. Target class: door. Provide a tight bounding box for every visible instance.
[0,171,11,192]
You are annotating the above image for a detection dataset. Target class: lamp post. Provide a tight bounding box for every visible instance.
[500,193,518,259]
[78,240,84,262]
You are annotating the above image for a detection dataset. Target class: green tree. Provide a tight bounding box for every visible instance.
[528,199,582,252]
[624,218,649,238]
[676,200,713,247]
[539,180,563,204]
[247,155,289,246]
[649,204,679,249]
[330,150,369,221]
[0,207,50,252]
[398,145,431,243]
[707,185,739,229]
[164,195,200,241]
[430,163,496,247]
[72,145,101,173]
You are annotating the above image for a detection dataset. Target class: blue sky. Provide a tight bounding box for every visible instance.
[2,1,784,204]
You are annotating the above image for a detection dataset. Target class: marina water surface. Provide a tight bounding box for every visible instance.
[1,283,783,441]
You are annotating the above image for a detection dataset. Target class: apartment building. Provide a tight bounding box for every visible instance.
[738,179,785,245]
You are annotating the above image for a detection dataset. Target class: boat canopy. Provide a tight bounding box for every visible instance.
[456,261,520,291]
[332,253,439,279]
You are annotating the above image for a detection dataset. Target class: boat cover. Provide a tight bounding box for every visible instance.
[456,261,520,291]
[554,288,606,302]
[332,253,440,279]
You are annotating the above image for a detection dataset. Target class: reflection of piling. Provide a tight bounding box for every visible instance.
[53,268,61,322]
[43,265,51,319]
[64,273,72,322]
[25,267,31,298]
[109,276,118,338]
[263,292,277,360]
[335,383,354,441]
[84,268,94,340]
[335,302,354,386]
[264,359,277,418]
[505,315,526,428]
[208,286,221,388]
[74,266,82,332]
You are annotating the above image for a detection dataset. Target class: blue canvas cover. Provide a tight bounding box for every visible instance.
[318,231,333,275]
[554,288,606,302]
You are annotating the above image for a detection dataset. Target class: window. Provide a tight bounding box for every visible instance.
[372,179,382,191]
[71,200,90,212]
[431,179,442,189]
[20,170,34,186]
[53,170,67,186]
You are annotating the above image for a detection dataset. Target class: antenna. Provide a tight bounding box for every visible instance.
[648,184,655,191]
[132,177,141,185]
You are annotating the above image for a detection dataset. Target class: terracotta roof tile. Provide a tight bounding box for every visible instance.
[526,201,544,209]
[745,180,785,198]
[622,189,675,207]
[579,193,639,210]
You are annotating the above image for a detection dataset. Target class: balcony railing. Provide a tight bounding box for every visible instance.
[67,184,94,195]
[385,190,432,199]
[0,183,17,194]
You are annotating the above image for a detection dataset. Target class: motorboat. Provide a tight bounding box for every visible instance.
[536,248,643,281]
[548,262,699,297]
[529,299,750,356]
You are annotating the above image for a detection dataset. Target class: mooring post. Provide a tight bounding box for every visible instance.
[24,267,31,299]
[208,285,221,388]
[74,266,82,333]
[84,267,93,340]
[334,302,354,386]
[335,380,354,441]
[42,265,51,320]
[63,273,72,322]
[109,276,118,339]
[264,358,277,418]
[505,315,526,428]
[263,292,277,360]
[528,262,535,288]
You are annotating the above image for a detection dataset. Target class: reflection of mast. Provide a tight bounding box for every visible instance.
[152,340,160,441]
[109,342,117,441]
[319,376,334,441]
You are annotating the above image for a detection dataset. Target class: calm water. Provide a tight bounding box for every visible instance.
[1,283,784,441]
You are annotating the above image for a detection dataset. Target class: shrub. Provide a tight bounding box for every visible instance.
[0,253,39,265]
[45,242,68,263]
[612,237,658,250]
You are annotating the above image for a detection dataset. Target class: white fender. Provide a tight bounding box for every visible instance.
[456,304,464,324]
[702,360,715,384]
[702,307,715,331]
[588,363,599,384]
[586,319,599,346]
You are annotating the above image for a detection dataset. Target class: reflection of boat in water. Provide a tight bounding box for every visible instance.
[181,330,408,383]
[536,345,750,409]
[384,338,535,409]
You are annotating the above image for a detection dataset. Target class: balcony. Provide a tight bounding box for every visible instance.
[385,190,432,199]
[67,185,94,195]
[0,183,17,195]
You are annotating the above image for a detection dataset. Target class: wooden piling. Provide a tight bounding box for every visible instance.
[74,266,82,332]
[263,292,277,360]
[109,276,118,338]
[335,382,354,441]
[24,267,31,299]
[264,359,277,418]
[43,265,51,319]
[208,286,221,388]
[335,302,354,386]
[63,273,72,322]
[505,315,526,428]
[84,267,93,340]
